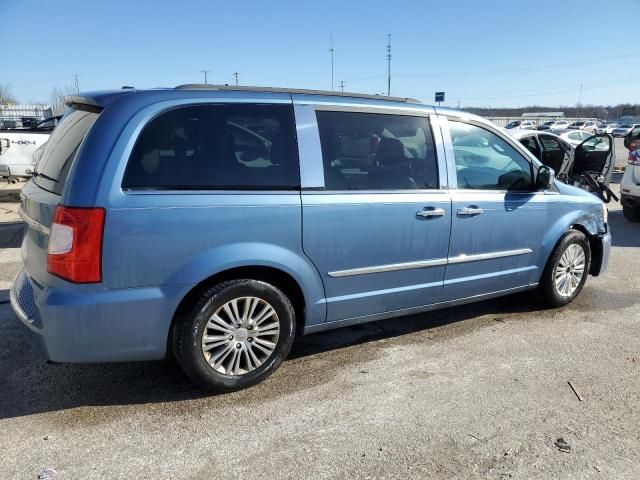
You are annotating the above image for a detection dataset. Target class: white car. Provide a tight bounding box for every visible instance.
[596,123,619,134]
[0,117,57,180]
[536,120,570,131]
[555,129,594,147]
[621,128,640,221]
[508,129,614,191]
[505,120,537,130]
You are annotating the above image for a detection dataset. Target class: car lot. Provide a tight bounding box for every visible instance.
[0,172,638,479]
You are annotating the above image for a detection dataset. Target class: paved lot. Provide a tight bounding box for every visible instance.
[1,178,639,480]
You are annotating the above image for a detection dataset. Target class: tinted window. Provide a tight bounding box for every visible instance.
[519,136,540,159]
[123,104,299,190]
[316,111,438,190]
[34,107,99,195]
[450,121,533,191]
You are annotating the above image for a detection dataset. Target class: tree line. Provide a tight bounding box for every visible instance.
[462,104,640,120]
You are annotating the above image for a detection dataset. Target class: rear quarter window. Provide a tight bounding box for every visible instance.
[122,104,299,190]
[34,107,99,195]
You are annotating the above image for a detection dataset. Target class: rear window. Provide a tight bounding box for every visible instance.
[122,104,299,190]
[34,107,99,195]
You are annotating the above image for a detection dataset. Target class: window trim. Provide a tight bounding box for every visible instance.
[120,102,301,192]
[314,108,442,194]
[443,116,541,194]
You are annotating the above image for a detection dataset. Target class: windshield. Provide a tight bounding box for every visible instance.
[34,107,100,195]
[543,121,554,125]
[619,124,632,128]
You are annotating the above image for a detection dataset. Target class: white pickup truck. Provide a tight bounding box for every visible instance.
[0,117,58,181]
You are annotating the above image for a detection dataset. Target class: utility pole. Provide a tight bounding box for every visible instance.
[339,80,345,93]
[73,74,79,93]
[233,72,240,86]
[329,33,335,91]
[386,34,392,96]
[576,82,583,118]
[200,70,211,84]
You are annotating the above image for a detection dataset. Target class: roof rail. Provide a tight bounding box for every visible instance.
[173,84,422,104]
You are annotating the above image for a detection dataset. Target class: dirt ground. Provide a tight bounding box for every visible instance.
[0,173,639,479]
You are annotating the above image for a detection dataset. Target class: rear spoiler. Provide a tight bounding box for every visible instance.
[63,89,137,111]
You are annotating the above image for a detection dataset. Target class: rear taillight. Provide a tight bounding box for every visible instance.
[47,206,105,283]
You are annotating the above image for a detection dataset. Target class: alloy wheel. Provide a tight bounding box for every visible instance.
[201,296,280,375]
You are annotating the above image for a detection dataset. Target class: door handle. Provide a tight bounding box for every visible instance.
[457,206,484,216]
[416,207,446,218]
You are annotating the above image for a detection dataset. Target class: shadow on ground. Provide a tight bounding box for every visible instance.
[0,291,549,420]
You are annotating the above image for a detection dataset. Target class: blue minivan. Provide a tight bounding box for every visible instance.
[12,85,611,391]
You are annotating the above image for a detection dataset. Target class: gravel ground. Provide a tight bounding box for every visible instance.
[0,178,638,480]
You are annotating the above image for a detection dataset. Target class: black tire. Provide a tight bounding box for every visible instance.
[172,279,296,392]
[623,205,640,223]
[538,230,591,308]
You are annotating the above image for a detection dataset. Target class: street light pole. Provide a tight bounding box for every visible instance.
[386,34,392,96]
[329,33,335,91]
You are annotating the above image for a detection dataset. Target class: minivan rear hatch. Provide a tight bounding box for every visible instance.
[20,105,101,284]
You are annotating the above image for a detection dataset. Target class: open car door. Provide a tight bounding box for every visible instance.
[571,134,614,186]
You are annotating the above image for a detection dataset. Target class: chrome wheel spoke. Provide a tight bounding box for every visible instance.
[553,243,586,297]
[202,295,280,376]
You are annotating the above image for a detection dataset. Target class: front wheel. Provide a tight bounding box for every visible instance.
[538,230,591,307]
[172,279,296,391]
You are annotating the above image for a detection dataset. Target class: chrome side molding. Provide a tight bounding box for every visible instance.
[328,248,533,278]
[447,248,533,265]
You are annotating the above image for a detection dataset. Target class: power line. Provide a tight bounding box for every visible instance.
[339,80,345,93]
[233,72,240,86]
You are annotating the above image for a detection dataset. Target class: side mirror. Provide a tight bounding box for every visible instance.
[536,165,555,190]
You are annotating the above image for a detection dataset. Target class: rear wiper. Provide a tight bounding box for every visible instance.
[31,170,59,183]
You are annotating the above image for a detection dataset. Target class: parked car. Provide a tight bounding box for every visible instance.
[505,120,537,130]
[0,117,59,180]
[612,124,640,138]
[536,120,569,131]
[508,129,614,189]
[581,121,599,133]
[555,129,594,147]
[11,86,611,391]
[603,123,620,134]
[621,126,640,222]
[595,123,616,134]
[567,121,586,130]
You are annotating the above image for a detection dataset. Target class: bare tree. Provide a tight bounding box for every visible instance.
[50,85,77,115]
[0,83,17,105]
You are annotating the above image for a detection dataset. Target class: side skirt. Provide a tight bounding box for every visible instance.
[303,283,538,335]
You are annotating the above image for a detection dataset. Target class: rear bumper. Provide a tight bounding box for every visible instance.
[10,269,190,363]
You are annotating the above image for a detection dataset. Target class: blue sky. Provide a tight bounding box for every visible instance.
[3,0,640,107]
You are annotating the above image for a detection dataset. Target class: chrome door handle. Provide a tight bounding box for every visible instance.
[416,207,446,218]
[457,207,484,216]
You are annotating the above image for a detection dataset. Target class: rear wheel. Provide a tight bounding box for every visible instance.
[538,230,591,307]
[623,204,640,223]
[172,279,295,391]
